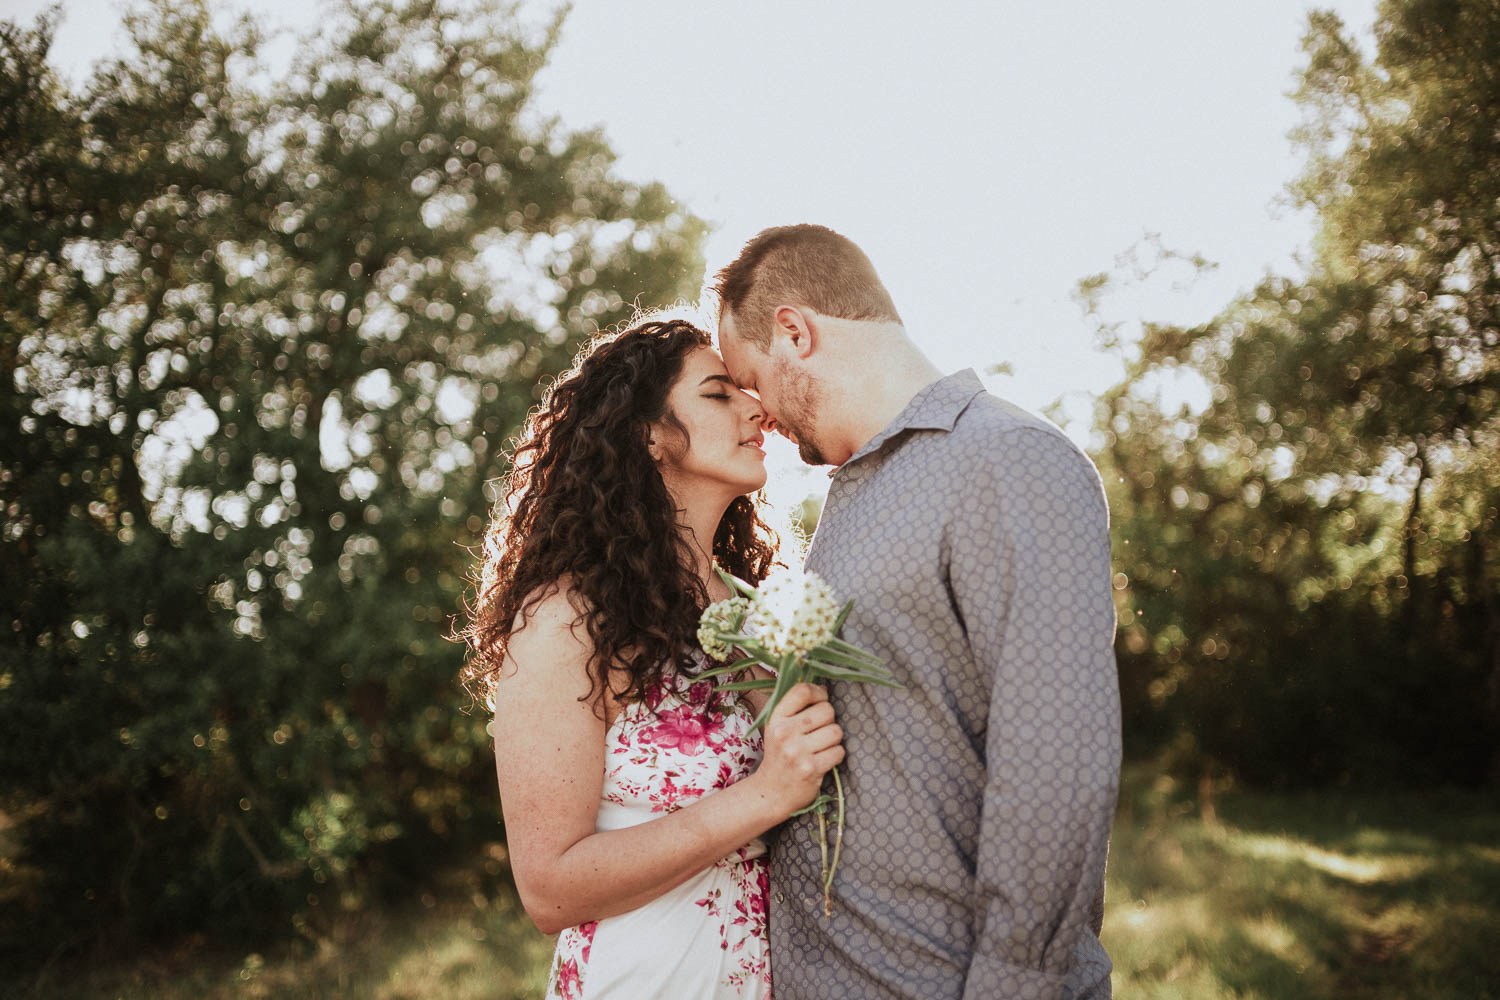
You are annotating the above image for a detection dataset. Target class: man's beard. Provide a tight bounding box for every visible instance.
[773,359,829,466]
[789,419,827,466]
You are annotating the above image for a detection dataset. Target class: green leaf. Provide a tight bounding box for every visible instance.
[694,656,763,680]
[714,678,777,692]
[712,633,765,649]
[790,794,836,817]
[716,567,758,599]
[805,662,906,688]
[807,645,893,674]
[823,637,885,662]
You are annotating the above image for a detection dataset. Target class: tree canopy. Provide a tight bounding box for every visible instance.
[1,0,705,961]
[1096,0,1499,789]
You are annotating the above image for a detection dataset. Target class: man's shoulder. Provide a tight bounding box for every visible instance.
[935,391,1106,509]
[866,385,1100,504]
[948,390,1084,461]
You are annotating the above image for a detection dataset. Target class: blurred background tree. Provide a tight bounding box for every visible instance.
[1,0,705,966]
[1096,0,1500,792]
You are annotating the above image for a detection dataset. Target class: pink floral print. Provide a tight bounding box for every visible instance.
[699,848,772,992]
[547,920,597,1000]
[603,674,762,816]
[643,703,718,755]
[543,665,771,999]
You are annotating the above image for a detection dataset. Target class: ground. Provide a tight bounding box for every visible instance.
[17,767,1500,999]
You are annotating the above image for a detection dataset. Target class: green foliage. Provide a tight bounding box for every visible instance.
[0,0,705,965]
[1095,0,1500,787]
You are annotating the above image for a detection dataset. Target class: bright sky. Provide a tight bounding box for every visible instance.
[8,0,1378,502]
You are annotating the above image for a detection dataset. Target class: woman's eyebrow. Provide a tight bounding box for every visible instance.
[698,374,735,387]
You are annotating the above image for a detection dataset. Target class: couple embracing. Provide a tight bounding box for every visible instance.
[462,225,1121,999]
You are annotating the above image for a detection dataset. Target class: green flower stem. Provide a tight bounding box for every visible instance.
[816,808,829,915]
[823,765,845,917]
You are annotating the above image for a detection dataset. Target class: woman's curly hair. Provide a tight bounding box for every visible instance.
[460,318,782,711]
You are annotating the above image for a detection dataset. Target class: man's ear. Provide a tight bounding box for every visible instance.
[772,305,816,360]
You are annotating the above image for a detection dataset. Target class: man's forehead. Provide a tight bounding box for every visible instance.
[716,308,738,344]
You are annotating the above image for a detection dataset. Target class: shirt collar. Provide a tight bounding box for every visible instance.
[835,368,987,473]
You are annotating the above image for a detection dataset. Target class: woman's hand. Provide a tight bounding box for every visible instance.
[751,683,845,820]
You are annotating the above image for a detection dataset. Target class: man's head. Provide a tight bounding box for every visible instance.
[712,225,902,466]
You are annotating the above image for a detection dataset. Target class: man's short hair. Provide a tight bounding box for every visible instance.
[712,224,902,350]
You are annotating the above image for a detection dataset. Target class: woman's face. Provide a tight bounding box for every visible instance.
[653,346,768,497]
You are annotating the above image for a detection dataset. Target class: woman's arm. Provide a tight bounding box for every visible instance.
[492,588,841,935]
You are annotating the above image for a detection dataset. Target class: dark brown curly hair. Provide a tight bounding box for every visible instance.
[460,318,782,711]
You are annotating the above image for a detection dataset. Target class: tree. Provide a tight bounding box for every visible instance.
[1,0,706,963]
[1095,0,1500,789]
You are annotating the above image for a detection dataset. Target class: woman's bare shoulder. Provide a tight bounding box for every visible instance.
[495,579,592,686]
[493,577,629,723]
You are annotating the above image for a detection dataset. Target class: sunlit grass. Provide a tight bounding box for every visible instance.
[1104,770,1500,999]
[17,770,1500,998]
[24,870,556,1000]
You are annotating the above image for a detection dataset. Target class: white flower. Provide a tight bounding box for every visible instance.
[747,568,839,658]
[698,597,750,662]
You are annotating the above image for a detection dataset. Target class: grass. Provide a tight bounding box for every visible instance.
[1103,770,1500,999]
[14,769,1500,998]
[18,865,556,1000]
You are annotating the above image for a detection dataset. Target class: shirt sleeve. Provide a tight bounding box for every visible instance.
[948,427,1121,1000]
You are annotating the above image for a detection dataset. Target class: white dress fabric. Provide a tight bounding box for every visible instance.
[544,666,773,999]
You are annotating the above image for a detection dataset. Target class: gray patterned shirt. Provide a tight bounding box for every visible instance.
[769,369,1120,1000]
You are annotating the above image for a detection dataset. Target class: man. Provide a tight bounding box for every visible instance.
[712,224,1121,1000]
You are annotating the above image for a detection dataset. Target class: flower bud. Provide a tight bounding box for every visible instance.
[747,568,838,658]
[697,596,750,662]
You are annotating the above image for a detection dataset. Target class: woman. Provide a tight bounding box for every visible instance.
[461,318,844,999]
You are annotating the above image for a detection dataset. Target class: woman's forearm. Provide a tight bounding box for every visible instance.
[519,771,789,933]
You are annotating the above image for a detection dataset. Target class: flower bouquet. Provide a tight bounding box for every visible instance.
[696,567,900,917]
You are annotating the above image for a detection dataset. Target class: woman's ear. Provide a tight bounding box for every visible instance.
[647,413,687,465]
[645,422,670,464]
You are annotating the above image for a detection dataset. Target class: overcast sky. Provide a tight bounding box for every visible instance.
[7,0,1379,497]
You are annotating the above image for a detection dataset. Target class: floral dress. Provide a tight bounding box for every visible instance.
[544,665,772,1000]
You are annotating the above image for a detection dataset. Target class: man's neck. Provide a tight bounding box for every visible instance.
[833,340,945,462]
